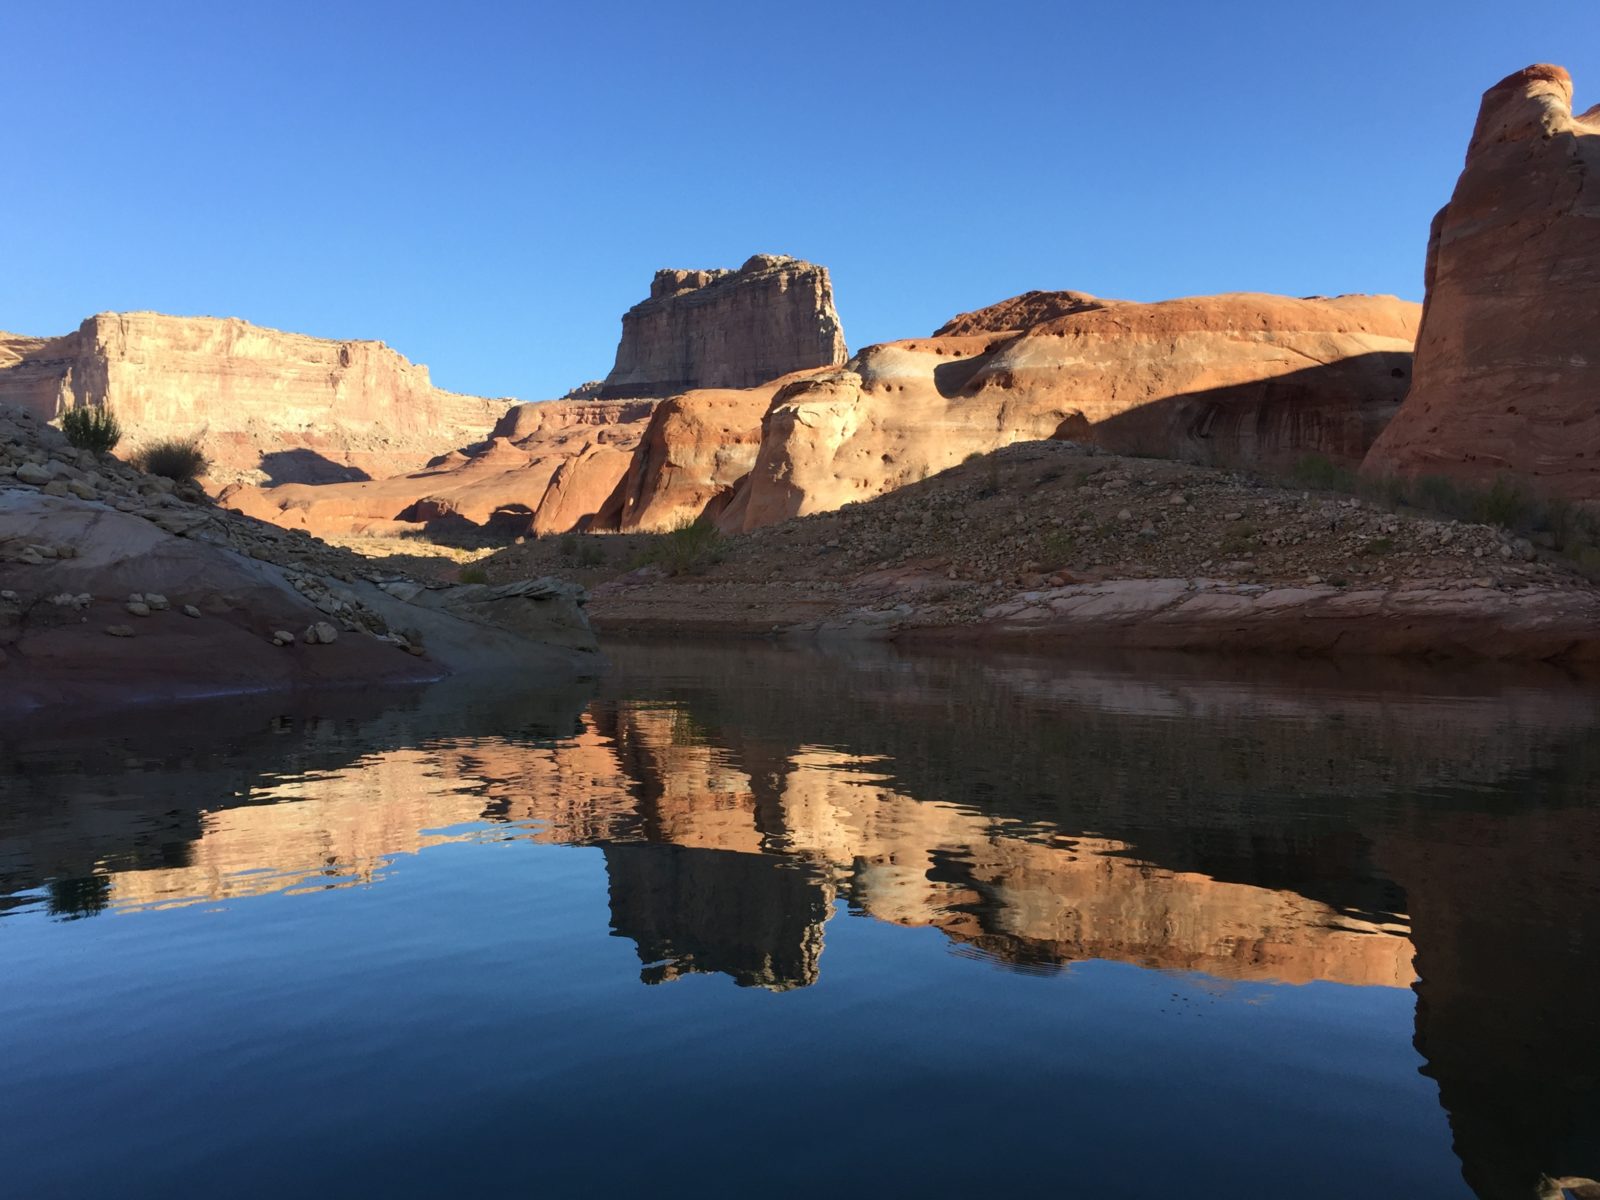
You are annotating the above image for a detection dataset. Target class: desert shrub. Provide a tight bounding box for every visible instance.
[60,406,122,454]
[1219,521,1260,555]
[1386,473,1543,534]
[1413,475,1466,518]
[1289,453,1356,493]
[973,453,1002,499]
[633,517,724,576]
[1040,530,1075,567]
[557,532,579,558]
[136,437,209,482]
[1362,536,1395,556]
[1358,473,1409,509]
[1476,475,1534,530]
[459,564,489,584]
[576,538,606,567]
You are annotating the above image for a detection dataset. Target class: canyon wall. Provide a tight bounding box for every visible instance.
[1363,64,1600,499]
[221,398,658,537]
[714,291,1417,532]
[598,254,847,399]
[0,312,516,485]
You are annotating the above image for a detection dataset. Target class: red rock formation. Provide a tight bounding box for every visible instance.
[598,254,847,399]
[222,399,657,537]
[591,377,801,532]
[1363,65,1600,497]
[933,289,1106,335]
[717,291,1418,532]
[0,313,515,485]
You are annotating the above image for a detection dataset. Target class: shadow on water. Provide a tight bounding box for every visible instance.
[2,640,1597,1197]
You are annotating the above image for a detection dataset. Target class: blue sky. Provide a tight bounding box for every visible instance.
[3,1,1596,400]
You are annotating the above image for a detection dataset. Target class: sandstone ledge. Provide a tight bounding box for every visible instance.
[580,574,1600,662]
[902,577,1600,659]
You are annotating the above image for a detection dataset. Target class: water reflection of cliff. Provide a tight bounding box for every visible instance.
[3,644,1598,1196]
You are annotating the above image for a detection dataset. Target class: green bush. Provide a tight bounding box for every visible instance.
[1289,453,1356,493]
[136,437,209,482]
[576,538,606,567]
[1414,475,1465,517]
[459,564,489,584]
[1040,530,1075,568]
[60,406,122,454]
[1477,475,1533,530]
[633,517,725,576]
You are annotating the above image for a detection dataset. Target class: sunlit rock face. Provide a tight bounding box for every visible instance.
[220,398,659,537]
[1364,65,1600,498]
[0,312,515,486]
[717,292,1418,532]
[597,255,848,400]
[589,379,794,533]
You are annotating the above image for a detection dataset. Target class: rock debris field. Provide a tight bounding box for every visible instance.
[486,441,1600,656]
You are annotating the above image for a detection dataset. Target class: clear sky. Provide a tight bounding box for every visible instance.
[3,1,1596,400]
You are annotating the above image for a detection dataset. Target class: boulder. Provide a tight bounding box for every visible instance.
[1363,65,1600,498]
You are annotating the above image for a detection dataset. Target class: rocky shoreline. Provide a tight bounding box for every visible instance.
[0,405,598,716]
[486,441,1600,662]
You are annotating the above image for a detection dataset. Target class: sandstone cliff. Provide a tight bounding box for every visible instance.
[1362,65,1600,498]
[590,377,799,532]
[0,313,516,486]
[222,399,658,537]
[598,254,847,399]
[716,291,1418,532]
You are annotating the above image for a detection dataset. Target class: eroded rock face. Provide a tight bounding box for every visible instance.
[221,399,658,537]
[0,312,516,486]
[718,291,1418,532]
[591,378,798,532]
[1363,65,1600,498]
[598,254,847,399]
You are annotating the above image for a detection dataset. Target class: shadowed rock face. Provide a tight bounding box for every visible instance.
[0,312,515,486]
[1363,64,1600,498]
[598,254,847,400]
[715,291,1418,532]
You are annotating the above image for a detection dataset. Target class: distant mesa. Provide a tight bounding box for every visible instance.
[1363,64,1600,498]
[0,312,515,487]
[596,253,848,400]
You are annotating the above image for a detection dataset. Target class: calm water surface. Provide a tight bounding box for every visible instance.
[3,641,1599,1199]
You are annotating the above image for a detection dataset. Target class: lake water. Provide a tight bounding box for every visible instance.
[3,641,1599,1199]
